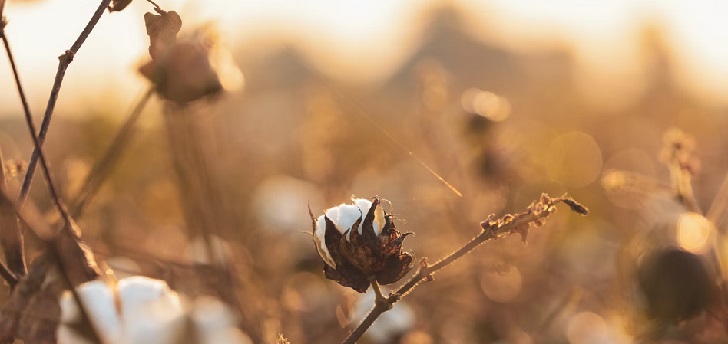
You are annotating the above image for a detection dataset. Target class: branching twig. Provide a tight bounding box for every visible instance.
[18,0,113,205]
[342,193,588,344]
[70,88,154,218]
[0,187,102,343]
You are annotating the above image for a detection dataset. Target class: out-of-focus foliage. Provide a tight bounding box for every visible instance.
[1,4,728,344]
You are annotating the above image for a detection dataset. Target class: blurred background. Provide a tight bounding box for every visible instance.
[2,0,728,343]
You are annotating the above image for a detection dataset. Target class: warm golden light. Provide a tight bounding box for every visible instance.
[677,212,714,253]
[545,132,603,188]
[461,88,511,122]
[480,266,522,303]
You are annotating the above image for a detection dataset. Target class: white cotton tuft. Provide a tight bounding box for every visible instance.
[352,289,415,343]
[58,277,183,344]
[314,198,384,268]
[57,276,250,344]
[191,296,252,344]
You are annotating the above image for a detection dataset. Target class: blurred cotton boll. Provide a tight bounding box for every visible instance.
[189,296,252,344]
[58,277,184,344]
[353,289,415,343]
[58,276,251,344]
[565,312,630,344]
[252,175,323,232]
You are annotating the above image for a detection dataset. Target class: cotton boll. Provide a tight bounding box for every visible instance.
[353,290,415,343]
[58,277,186,344]
[311,197,414,292]
[354,198,382,235]
[58,280,121,344]
[118,277,185,344]
[315,214,336,268]
[190,296,252,344]
[338,203,364,239]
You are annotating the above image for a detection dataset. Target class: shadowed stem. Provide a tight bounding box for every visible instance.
[0,21,28,279]
[70,88,154,218]
[342,194,588,344]
[18,0,113,206]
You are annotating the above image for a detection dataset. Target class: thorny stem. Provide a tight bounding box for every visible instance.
[342,194,588,344]
[70,88,154,218]
[18,0,113,206]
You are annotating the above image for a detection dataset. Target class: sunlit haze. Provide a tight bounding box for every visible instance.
[2,0,728,113]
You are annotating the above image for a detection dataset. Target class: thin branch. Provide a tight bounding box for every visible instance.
[0,187,103,343]
[0,24,29,278]
[707,172,728,229]
[145,0,163,13]
[70,88,154,218]
[0,259,16,287]
[342,194,588,344]
[18,0,113,205]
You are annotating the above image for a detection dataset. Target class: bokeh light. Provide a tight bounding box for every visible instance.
[677,212,714,253]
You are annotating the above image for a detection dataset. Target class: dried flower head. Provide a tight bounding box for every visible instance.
[311,197,414,293]
[139,11,242,104]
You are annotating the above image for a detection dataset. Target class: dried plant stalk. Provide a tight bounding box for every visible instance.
[342,193,588,344]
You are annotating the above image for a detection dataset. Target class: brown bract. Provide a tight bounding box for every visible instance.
[312,198,414,293]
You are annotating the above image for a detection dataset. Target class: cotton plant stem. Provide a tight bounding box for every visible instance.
[668,162,701,214]
[707,172,728,228]
[342,194,587,344]
[0,24,29,278]
[0,187,102,344]
[18,0,113,205]
[70,88,154,218]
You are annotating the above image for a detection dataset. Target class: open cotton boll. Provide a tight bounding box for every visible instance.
[311,197,414,292]
[317,199,381,239]
[190,296,252,344]
[314,198,379,268]
[118,277,185,344]
[59,276,252,344]
[58,277,185,344]
[58,280,122,344]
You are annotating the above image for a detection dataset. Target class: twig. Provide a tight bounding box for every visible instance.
[0,260,15,287]
[70,88,154,218]
[0,25,29,279]
[342,194,588,344]
[145,0,163,13]
[661,129,701,214]
[707,172,728,229]
[18,0,113,206]
[0,187,103,343]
